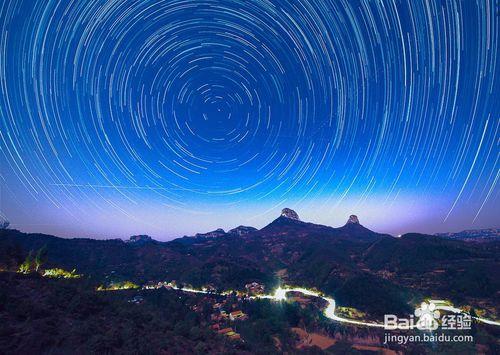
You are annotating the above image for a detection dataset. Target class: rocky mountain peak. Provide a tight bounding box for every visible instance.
[194,228,226,238]
[128,235,153,243]
[281,208,300,221]
[347,215,360,225]
[228,226,257,236]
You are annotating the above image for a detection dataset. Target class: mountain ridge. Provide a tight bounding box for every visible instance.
[1,208,498,319]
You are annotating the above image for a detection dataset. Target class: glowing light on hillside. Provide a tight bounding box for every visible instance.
[273,287,287,301]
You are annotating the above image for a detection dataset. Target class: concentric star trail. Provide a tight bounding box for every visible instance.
[0,0,498,238]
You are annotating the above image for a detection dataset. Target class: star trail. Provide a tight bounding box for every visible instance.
[0,0,498,239]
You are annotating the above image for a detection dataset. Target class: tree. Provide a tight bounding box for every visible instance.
[18,250,33,274]
[0,219,9,229]
[34,246,48,272]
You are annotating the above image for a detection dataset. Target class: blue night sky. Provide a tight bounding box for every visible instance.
[0,0,498,240]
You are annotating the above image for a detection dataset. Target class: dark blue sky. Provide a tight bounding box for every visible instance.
[0,0,498,240]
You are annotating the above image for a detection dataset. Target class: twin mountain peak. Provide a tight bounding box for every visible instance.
[176,208,368,241]
[126,208,370,242]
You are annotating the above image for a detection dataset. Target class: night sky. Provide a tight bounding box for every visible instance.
[0,0,498,240]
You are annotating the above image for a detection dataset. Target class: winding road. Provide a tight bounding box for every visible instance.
[165,283,500,329]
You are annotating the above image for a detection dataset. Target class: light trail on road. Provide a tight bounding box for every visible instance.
[434,303,500,327]
[252,286,386,328]
[165,283,500,330]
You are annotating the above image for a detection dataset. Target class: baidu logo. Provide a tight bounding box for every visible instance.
[414,301,440,330]
[384,299,475,331]
[385,301,442,330]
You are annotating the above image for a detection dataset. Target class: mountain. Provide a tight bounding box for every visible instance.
[335,214,390,240]
[435,228,500,242]
[362,233,500,302]
[261,209,390,241]
[0,210,498,319]
[363,233,477,272]
[127,235,154,244]
[227,226,257,236]
[280,208,301,220]
[191,226,258,238]
[185,207,389,241]
[194,228,227,238]
[0,272,235,354]
[260,208,312,234]
[0,209,392,295]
